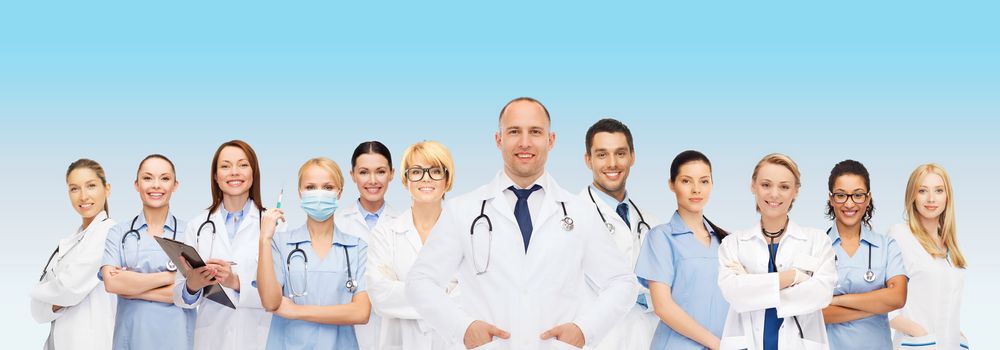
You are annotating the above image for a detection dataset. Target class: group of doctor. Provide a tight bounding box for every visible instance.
[31,97,968,350]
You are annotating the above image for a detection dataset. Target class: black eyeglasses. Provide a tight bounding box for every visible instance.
[405,167,448,182]
[830,192,869,204]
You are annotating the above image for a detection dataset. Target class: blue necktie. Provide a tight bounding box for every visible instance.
[509,185,541,252]
[616,202,631,228]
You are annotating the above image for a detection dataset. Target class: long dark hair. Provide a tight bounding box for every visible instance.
[351,141,393,170]
[670,150,729,242]
[826,159,875,229]
[208,140,264,213]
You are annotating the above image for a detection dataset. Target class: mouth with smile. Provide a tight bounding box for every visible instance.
[924,205,939,211]
[363,185,382,195]
[763,200,783,209]
[225,179,245,187]
[79,202,95,210]
[840,208,859,217]
[417,185,436,193]
[689,197,704,203]
[147,191,165,200]
[603,170,622,180]
[515,152,535,161]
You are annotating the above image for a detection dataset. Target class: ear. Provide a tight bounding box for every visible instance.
[495,131,502,150]
[172,180,180,193]
[134,180,140,193]
[584,152,593,171]
[547,132,556,150]
[668,179,676,194]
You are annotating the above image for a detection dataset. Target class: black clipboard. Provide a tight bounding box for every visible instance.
[154,236,237,309]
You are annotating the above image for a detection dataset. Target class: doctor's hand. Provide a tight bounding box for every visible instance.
[207,259,240,291]
[260,208,285,241]
[540,323,585,348]
[724,261,748,275]
[181,256,217,293]
[464,320,510,349]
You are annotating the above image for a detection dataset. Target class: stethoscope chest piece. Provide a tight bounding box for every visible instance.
[345,278,358,293]
[562,216,575,231]
[864,270,876,283]
[166,260,178,272]
[604,222,615,235]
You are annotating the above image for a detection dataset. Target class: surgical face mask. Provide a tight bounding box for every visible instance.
[300,190,339,221]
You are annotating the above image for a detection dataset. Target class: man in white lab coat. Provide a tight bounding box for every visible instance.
[406,97,639,350]
[578,118,662,350]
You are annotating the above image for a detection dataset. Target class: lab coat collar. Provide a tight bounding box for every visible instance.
[827,224,880,248]
[483,170,574,203]
[667,211,716,236]
[82,211,110,233]
[389,208,422,251]
[286,224,361,247]
[738,219,808,242]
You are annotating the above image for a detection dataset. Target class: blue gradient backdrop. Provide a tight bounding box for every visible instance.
[2,1,997,348]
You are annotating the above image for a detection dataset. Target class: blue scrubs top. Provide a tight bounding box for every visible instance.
[264,224,368,350]
[634,212,729,350]
[100,212,195,350]
[825,225,907,350]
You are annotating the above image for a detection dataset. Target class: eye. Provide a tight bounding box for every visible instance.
[761,183,770,188]
[936,189,945,194]
[358,170,369,176]
[323,185,335,191]
[430,168,444,176]
[701,180,710,185]
[161,176,172,182]
[616,151,627,158]
[142,176,152,181]
[88,183,97,189]
[305,184,315,190]
[220,164,229,169]
[508,129,519,135]
[239,163,250,169]
[681,179,690,184]
[918,189,926,194]
[780,184,790,190]
[69,187,79,193]
[377,169,388,176]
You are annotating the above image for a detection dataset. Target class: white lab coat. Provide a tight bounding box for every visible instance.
[406,171,639,350]
[172,204,272,350]
[366,208,458,350]
[31,211,117,350]
[336,200,401,350]
[887,223,968,349]
[577,186,661,350]
[717,221,837,350]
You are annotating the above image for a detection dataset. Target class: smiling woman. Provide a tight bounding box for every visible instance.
[717,153,837,350]
[98,154,195,350]
[30,159,117,350]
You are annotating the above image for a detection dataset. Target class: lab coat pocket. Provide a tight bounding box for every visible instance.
[895,333,937,349]
[470,338,503,350]
[719,335,751,350]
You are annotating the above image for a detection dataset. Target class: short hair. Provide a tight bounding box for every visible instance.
[584,118,634,155]
[400,141,455,192]
[351,141,393,170]
[298,157,345,190]
[498,97,550,123]
[751,153,801,211]
[825,159,875,228]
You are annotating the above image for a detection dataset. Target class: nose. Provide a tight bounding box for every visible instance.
[692,181,701,194]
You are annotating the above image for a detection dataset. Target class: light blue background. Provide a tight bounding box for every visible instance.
[2,1,997,348]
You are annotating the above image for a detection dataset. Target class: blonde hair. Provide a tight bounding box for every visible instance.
[298,157,345,190]
[751,153,802,211]
[401,141,455,192]
[904,164,965,268]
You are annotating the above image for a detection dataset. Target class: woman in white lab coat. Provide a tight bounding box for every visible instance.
[31,159,117,350]
[888,164,968,349]
[335,140,402,350]
[367,141,458,350]
[717,153,837,350]
[173,140,272,350]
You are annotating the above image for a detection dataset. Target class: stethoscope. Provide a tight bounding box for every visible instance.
[195,205,258,261]
[122,215,178,271]
[586,186,650,236]
[827,227,876,283]
[39,217,111,282]
[760,218,805,340]
[286,243,358,297]
[470,198,574,275]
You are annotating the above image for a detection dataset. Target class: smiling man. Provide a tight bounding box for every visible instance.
[579,118,663,350]
[406,98,638,350]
